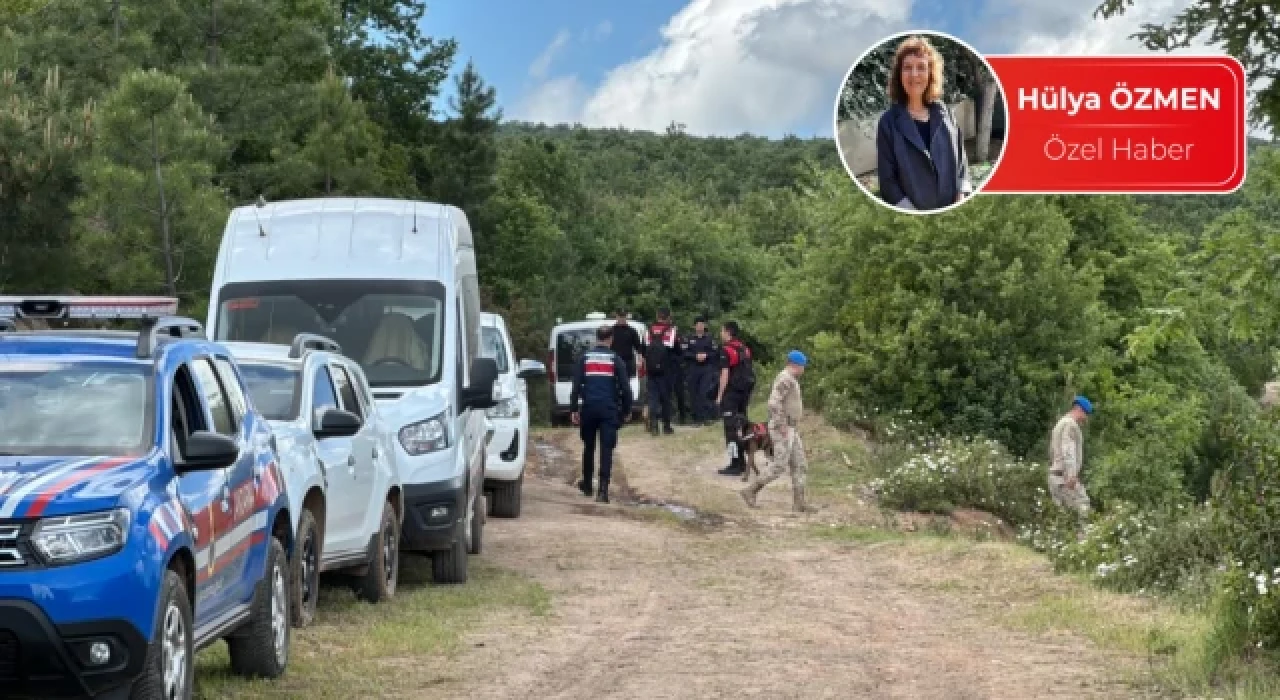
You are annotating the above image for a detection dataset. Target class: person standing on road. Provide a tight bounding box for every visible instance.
[570,325,632,504]
[715,321,756,477]
[672,327,692,426]
[741,351,815,512]
[1049,396,1093,515]
[610,308,643,380]
[684,315,718,425]
[644,308,680,436]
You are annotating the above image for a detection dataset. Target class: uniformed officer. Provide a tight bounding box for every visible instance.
[715,321,756,477]
[1049,396,1093,515]
[672,327,691,426]
[741,351,815,513]
[644,308,680,435]
[684,315,718,425]
[570,325,632,503]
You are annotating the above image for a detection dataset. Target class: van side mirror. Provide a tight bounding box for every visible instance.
[313,407,362,439]
[516,359,546,380]
[181,431,241,471]
[462,357,499,410]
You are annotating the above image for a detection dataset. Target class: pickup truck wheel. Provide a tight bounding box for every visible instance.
[290,510,320,627]
[355,500,400,602]
[490,474,522,518]
[431,492,473,584]
[228,536,290,679]
[130,570,193,700]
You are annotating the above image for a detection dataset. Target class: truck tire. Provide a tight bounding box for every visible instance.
[355,500,400,603]
[431,489,475,584]
[490,473,522,519]
[290,510,321,628]
[228,537,290,679]
[130,569,193,700]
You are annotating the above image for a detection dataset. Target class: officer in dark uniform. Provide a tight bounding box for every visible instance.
[684,315,718,425]
[672,325,691,425]
[644,307,680,435]
[570,324,632,503]
[715,321,756,477]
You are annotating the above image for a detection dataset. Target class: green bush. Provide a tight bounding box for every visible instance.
[1025,502,1222,598]
[868,435,1052,527]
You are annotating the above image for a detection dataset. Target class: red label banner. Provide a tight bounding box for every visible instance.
[982,56,1247,193]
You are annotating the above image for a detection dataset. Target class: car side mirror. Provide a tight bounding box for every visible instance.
[462,357,499,410]
[314,408,362,439]
[516,359,546,380]
[181,431,241,471]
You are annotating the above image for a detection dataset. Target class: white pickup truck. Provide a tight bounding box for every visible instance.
[547,312,646,427]
[225,334,403,627]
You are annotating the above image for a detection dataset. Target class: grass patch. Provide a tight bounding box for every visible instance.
[809,523,907,544]
[194,558,550,699]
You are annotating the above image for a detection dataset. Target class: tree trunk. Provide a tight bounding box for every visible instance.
[150,116,177,297]
[974,77,997,163]
[207,0,219,67]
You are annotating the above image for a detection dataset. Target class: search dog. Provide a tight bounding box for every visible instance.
[739,420,775,482]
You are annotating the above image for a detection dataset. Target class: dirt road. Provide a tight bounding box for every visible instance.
[425,424,1161,700]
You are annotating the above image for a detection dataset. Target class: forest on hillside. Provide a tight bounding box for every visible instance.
[6,0,1280,688]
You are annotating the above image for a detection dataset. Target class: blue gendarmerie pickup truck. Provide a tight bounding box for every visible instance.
[0,296,293,699]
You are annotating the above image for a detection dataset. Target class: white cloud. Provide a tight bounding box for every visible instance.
[515,0,911,136]
[988,0,1201,56]
[529,29,572,80]
[515,75,588,126]
[583,20,613,42]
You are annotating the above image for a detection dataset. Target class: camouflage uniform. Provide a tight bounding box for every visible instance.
[741,369,813,512]
[1048,412,1091,514]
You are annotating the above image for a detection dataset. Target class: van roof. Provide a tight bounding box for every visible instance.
[216,197,470,283]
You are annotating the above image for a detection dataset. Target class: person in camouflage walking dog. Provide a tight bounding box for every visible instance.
[740,350,815,513]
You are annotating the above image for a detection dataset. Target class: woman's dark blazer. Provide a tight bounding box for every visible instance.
[875,101,973,211]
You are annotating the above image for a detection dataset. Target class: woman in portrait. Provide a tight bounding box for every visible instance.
[875,35,972,211]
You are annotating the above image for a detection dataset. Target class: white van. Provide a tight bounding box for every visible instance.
[206,197,499,585]
[479,312,545,518]
[548,313,646,426]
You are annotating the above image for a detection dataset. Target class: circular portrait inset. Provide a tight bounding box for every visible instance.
[835,31,1008,214]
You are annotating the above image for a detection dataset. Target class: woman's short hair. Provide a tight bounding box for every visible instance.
[887,35,944,105]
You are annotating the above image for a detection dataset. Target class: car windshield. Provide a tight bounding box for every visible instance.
[480,326,509,374]
[555,328,598,380]
[214,279,446,388]
[236,362,300,421]
[0,358,153,456]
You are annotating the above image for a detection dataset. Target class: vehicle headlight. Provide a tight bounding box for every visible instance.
[485,397,521,419]
[32,508,130,565]
[398,412,450,455]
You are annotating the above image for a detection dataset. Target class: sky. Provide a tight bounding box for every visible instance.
[425,0,1255,139]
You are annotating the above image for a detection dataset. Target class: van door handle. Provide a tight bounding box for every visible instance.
[371,445,379,460]
[347,454,356,475]
[220,485,230,513]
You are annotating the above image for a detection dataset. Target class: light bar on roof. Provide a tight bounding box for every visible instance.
[0,296,180,321]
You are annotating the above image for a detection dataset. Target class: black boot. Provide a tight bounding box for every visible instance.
[578,479,593,497]
[663,423,675,435]
[595,485,609,503]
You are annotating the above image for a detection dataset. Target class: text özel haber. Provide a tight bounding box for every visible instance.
[1044,136,1194,162]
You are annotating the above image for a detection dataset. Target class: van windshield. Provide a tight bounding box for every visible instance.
[214,279,446,388]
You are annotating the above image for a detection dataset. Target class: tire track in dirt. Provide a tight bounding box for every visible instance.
[433,426,1162,699]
